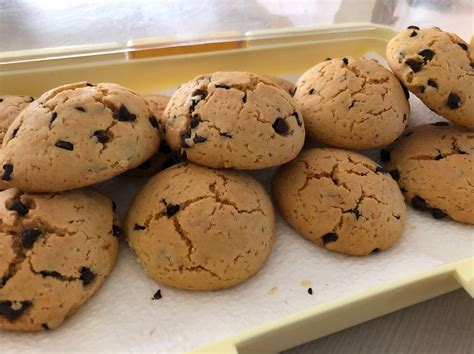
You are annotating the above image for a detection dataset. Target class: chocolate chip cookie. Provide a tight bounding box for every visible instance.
[163,72,305,169]
[386,27,473,129]
[384,122,474,224]
[273,148,406,256]
[0,187,118,331]
[1,82,161,192]
[293,57,410,149]
[125,162,275,290]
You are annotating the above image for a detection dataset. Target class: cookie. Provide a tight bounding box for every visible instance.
[163,72,305,169]
[0,187,118,331]
[293,57,409,149]
[0,82,161,192]
[261,75,295,95]
[0,96,33,190]
[386,27,473,130]
[125,162,275,290]
[384,123,474,224]
[273,148,406,256]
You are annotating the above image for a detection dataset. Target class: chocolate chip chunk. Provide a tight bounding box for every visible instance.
[41,323,50,330]
[272,118,289,135]
[242,93,247,103]
[181,131,191,148]
[393,213,401,220]
[407,25,420,30]
[137,159,152,169]
[75,106,86,112]
[405,59,423,73]
[325,57,331,61]
[21,228,43,249]
[342,57,348,65]
[86,83,94,87]
[457,42,468,51]
[193,135,207,144]
[447,93,461,109]
[418,49,434,62]
[134,224,146,231]
[215,84,230,89]
[412,196,429,211]
[8,198,29,216]
[389,170,400,180]
[309,88,315,95]
[347,208,362,219]
[292,112,302,126]
[191,89,207,99]
[0,301,32,322]
[116,105,136,122]
[380,149,391,162]
[39,270,61,278]
[50,112,57,125]
[55,140,74,151]
[420,86,425,93]
[434,151,443,160]
[152,289,162,300]
[166,203,180,217]
[348,101,355,109]
[11,127,19,139]
[93,130,110,144]
[307,288,313,295]
[427,79,438,89]
[190,115,200,129]
[431,121,449,126]
[112,225,123,237]
[432,208,447,219]
[79,267,95,286]
[2,164,13,181]
[220,132,232,138]
[159,141,172,154]
[409,31,417,37]
[401,84,410,99]
[0,98,3,103]
[322,233,338,244]
[149,116,159,129]
[375,166,386,174]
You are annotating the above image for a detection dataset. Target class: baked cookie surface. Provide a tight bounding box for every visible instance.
[0,188,118,331]
[125,162,275,290]
[386,27,473,129]
[293,57,409,149]
[273,148,406,256]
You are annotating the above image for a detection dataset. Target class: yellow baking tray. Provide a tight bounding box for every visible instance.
[1,23,472,353]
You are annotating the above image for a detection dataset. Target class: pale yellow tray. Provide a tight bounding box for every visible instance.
[1,23,472,353]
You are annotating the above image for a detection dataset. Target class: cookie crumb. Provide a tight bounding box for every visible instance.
[300,280,311,287]
[267,286,278,295]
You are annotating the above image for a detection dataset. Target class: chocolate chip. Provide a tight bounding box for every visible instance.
[75,106,86,112]
[307,288,313,295]
[159,141,172,154]
[412,196,429,211]
[292,112,302,126]
[215,84,230,89]
[152,289,162,300]
[79,267,95,286]
[447,93,461,109]
[457,42,468,51]
[55,140,74,151]
[342,57,348,65]
[149,116,159,129]
[309,88,315,95]
[401,84,410,99]
[322,233,338,244]
[193,135,207,144]
[434,152,444,160]
[431,121,449,126]
[86,83,94,87]
[427,79,438,89]
[134,224,146,231]
[393,214,401,220]
[0,301,31,322]
[0,98,3,103]
[405,59,423,73]
[347,208,362,219]
[325,57,331,61]
[11,127,19,139]
[407,25,420,30]
[137,159,152,169]
[272,118,289,135]
[409,31,417,37]
[191,89,207,99]
[190,115,200,129]
[432,208,447,219]
[420,86,425,93]
[8,199,29,216]
[242,93,247,103]
[418,49,434,62]
[2,164,13,181]
[21,228,43,249]
[375,166,386,174]
[41,323,50,330]
[39,270,61,278]
[220,132,232,138]
[348,101,355,109]
[389,170,400,180]
[112,225,123,237]
[380,149,391,162]
[166,204,180,217]
[181,131,191,148]
[93,130,110,144]
[50,112,57,125]
[116,105,136,122]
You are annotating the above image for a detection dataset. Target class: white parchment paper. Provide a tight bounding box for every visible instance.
[1,54,472,353]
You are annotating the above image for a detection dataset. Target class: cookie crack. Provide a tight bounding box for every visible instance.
[172,218,195,262]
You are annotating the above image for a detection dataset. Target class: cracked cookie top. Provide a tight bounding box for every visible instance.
[293,57,410,149]
[385,123,474,224]
[125,162,275,290]
[163,71,305,170]
[0,82,161,192]
[272,148,406,256]
[386,27,473,129]
[0,187,119,331]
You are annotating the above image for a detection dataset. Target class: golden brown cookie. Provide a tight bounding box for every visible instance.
[0,82,161,192]
[294,57,409,149]
[0,188,119,331]
[163,72,305,169]
[273,148,406,256]
[125,162,275,290]
[383,122,474,224]
[386,26,473,129]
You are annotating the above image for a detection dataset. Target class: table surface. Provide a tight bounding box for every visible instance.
[1,1,472,353]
